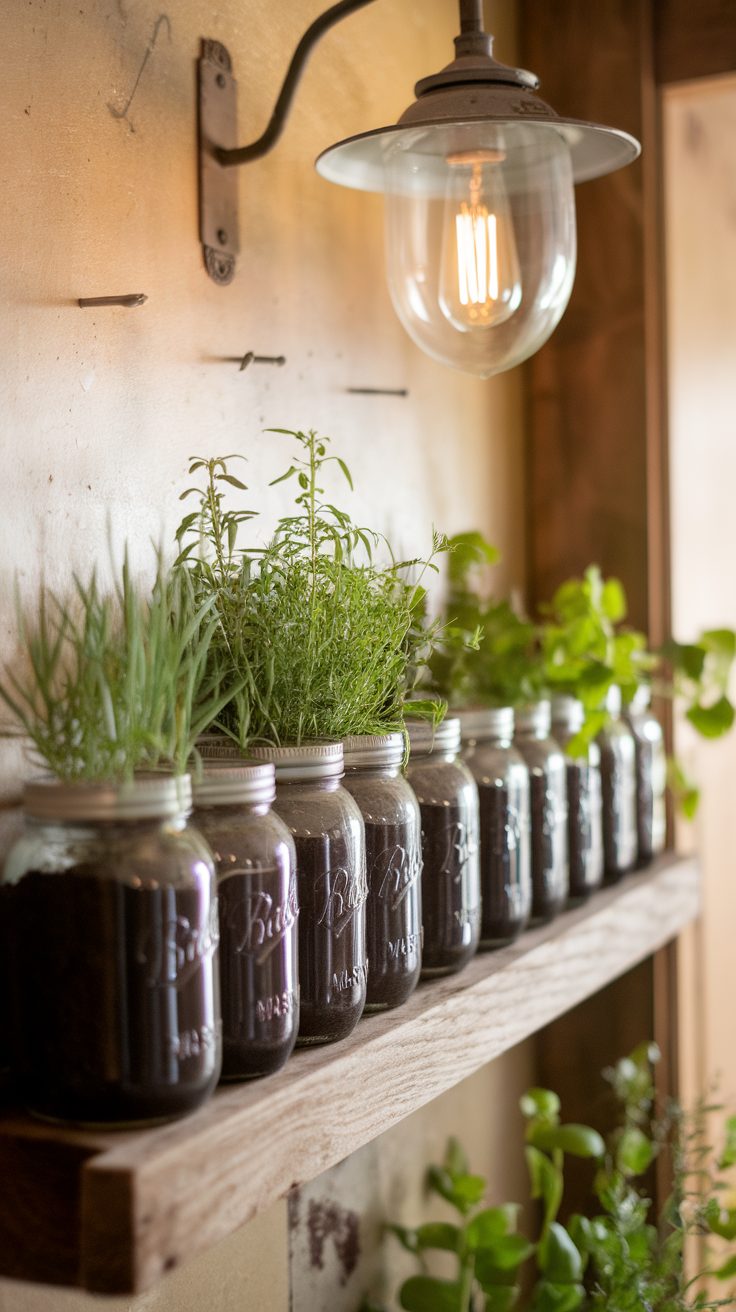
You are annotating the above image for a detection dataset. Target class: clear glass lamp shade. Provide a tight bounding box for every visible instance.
[383,122,577,378]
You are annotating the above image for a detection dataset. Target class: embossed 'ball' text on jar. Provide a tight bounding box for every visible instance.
[249,742,367,1045]
[192,762,299,1080]
[342,733,422,1011]
[597,684,638,881]
[406,717,481,977]
[551,696,604,904]
[458,707,531,948]
[514,701,569,923]
[2,774,221,1126]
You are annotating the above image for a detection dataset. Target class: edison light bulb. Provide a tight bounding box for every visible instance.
[382,123,577,378]
[439,150,522,333]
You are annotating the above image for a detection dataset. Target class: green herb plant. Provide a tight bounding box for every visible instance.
[0,554,230,781]
[176,429,448,748]
[365,1045,736,1312]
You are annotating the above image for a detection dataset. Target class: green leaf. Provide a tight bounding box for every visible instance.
[335,457,354,489]
[714,1254,736,1281]
[466,1206,520,1250]
[718,1114,736,1169]
[399,1276,463,1312]
[686,695,735,738]
[601,578,627,623]
[520,1089,561,1123]
[525,1147,563,1218]
[387,1224,419,1254]
[445,1137,469,1177]
[484,1288,520,1312]
[427,1164,485,1214]
[616,1126,655,1176]
[528,1124,605,1160]
[415,1223,461,1253]
[217,473,248,491]
[475,1235,536,1278]
[538,1223,583,1283]
[530,1281,585,1312]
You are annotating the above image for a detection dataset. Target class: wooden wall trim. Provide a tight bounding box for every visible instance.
[655,0,736,86]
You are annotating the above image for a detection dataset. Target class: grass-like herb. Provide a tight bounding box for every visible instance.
[176,429,447,747]
[0,555,232,782]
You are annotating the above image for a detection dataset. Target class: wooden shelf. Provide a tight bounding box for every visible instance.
[0,855,699,1295]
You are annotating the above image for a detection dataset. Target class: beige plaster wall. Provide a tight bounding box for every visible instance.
[664,74,736,1109]
[0,1,530,1308]
[0,0,525,800]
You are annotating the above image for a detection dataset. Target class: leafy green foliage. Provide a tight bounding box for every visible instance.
[370,1047,736,1312]
[0,554,229,781]
[662,630,736,740]
[176,430,447,747]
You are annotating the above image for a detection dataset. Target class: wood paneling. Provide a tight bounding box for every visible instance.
[520,0,660,634]
[656,0,736,86]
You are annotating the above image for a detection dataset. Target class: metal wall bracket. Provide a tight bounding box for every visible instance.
[198,39,240,286]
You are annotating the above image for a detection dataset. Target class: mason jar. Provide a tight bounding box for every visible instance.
[192,762,299,1079]
[249,742,367,1045]
[342,734,422,1011]
[598,685,638,881]
[405,718,481,977]
[551,696,604,903]
[514,701,569,923]
[2,774,221,1126]
[458,707,531,948]
[624,684,667,866]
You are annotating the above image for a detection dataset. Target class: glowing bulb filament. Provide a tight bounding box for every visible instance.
[455,205,500,308]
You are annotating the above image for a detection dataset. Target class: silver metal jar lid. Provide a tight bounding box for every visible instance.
[342,733,405,770]
[406,717,461,757]
[457,706,514,743]
[192,762,276,807]
[604,684,622,717]
[247,740,344,782]
[550,695,585,735]
[514,699,552,736]
[23,773,193,822]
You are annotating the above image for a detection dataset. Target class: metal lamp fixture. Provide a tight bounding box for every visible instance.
[198,0,640,378]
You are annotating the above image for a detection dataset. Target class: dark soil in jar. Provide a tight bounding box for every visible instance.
[7,867,221,1125]
[529,772,567,923]
[218,852,299,1080]
[477,782,530,947]
[293,832,367,1045]
[599,746,638,882]
[566,761,604,903]
[418,803,480,977]
[363,819,422,1011]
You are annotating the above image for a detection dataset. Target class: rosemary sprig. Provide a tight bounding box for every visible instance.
[0,554,232,781]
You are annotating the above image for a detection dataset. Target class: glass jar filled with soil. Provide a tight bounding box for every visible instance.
[624,684,667,866]
[192,762,299,1079]
[514,701,569,923]
[2,774,221,1126]
[249,742,367,1045]
[458,707,531,948]
[406,718,480,977]
[342,733,422,1011]
[597,685,638,881]
[551,696,604,903]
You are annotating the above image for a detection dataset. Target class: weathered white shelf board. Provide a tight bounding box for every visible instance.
[0,854,699,1295]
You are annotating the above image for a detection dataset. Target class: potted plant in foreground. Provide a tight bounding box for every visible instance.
[0,556,229,1124]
